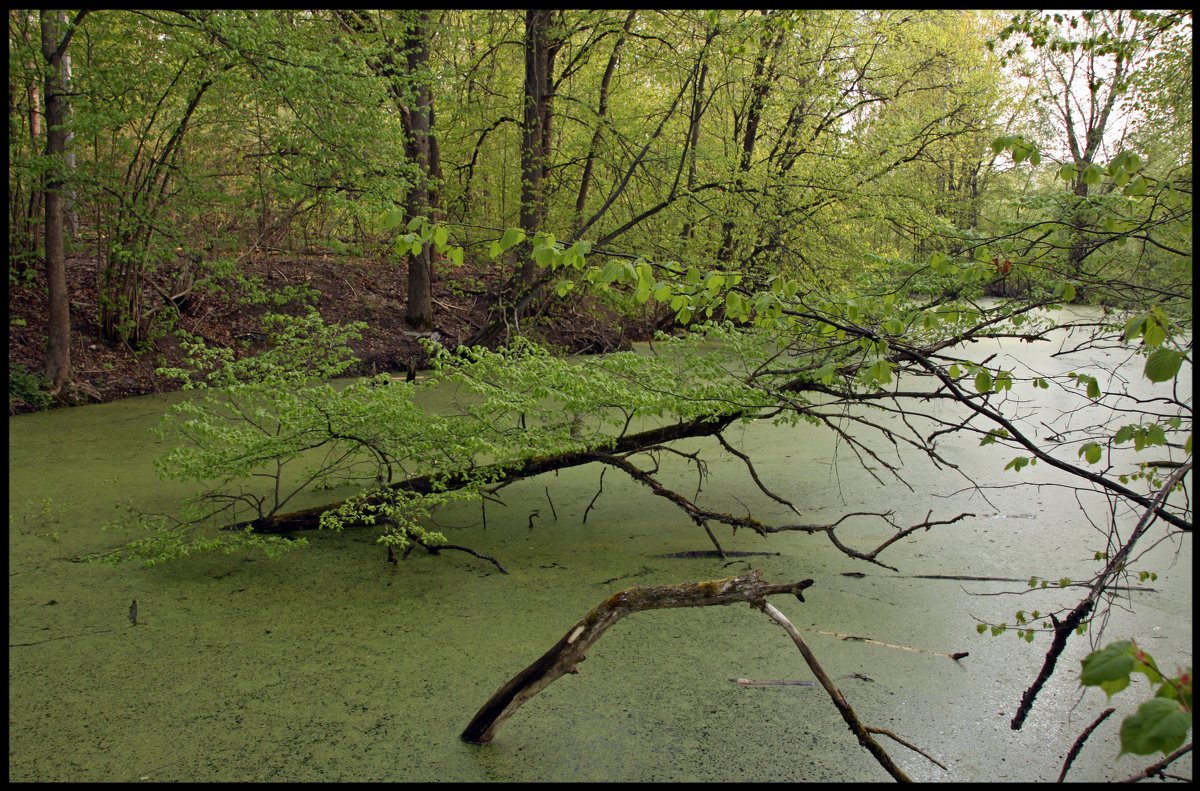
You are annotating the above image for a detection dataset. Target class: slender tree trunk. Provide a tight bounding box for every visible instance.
[61,41,78,240]
[333,9,442,330]
[573,11,635,226]
[718,18,784,265]
[679,61,709,243]
[26,56,43,256]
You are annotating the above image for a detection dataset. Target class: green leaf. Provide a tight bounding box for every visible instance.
[499,227,525,252]
[976,623,988,634]
[1144,349,1183,383]
[432,225,449,248]
[1079,442,1103,464]
[532,245,557,268]
[1058,162,1078,182]
[1004,456,1029,472]
[929,252,950,273]
[1124,176,1149,197]
[1123,314,1147,342]
[447,247,464,267]
[975,369,993,394]
[1143,317,1167,347]
[868,359,893,385]
[380,208,405,232]
[1080,641,1135,690]
[1119,698,1192,755]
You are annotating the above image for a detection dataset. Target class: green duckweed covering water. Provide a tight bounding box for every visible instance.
[8,330,1191,781]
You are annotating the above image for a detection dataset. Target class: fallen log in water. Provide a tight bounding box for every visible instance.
[460,570,931,781]
[229,414,736,533]
[460,570,813,745]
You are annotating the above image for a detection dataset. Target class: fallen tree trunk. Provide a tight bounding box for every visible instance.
[231,413,737,533]
[460,570,813,745]
[460,570,932,781]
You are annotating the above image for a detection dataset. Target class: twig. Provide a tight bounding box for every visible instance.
[730,678,816,687]
[1118,742,1192,783]
[1013,462,1191,731]
[716,433,802,515]
[544,486,557,520]
[10,628,114,647]
[810,629,969,661]
[404,539,508,574]
[760,602,913,781]
[582,467,606,524]
[866,726,948,771]
[1057,707,1115,782]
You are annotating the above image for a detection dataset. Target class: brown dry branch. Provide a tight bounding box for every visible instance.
[1011,460,1192,730]
[809,629,968,661]
[759,602,919,781]
[460,571,935,782]
[1118,742,1193,783]
[460,570,813,746]
[1057,707,1115,782]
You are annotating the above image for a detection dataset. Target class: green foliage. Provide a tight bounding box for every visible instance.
[9,364,51,412]
[121,308,801,564]
[1080,640,1192,756]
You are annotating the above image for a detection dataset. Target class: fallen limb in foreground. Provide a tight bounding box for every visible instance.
[461,570,937,782]
[460,570,812,746]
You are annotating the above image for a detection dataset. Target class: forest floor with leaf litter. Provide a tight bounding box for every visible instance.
[8,254,656,412]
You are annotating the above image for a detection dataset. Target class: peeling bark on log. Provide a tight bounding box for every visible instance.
[460,570,813,745]
[231,414,736,534]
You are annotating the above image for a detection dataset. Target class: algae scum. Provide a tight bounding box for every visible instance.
[8,329,1192,782]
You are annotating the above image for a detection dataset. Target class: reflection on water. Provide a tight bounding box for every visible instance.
[8,315,1191,781]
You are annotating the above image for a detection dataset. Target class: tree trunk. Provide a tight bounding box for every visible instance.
[517,9,560,286]
[61,41,78,240]
[26,58,43,257]
[403,11,435,330]
[40,10,85,396]
[678,61,709,243]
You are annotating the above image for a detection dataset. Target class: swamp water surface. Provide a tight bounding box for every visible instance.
[8,317,1192,782]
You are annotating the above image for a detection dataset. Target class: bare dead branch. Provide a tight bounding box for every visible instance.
[809,629,968,661]
[1118,742,1193,783]
[1012,461,1191,730]
[1057,707,1115,782]
[759,602,912,781]
[460,570,813,745]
